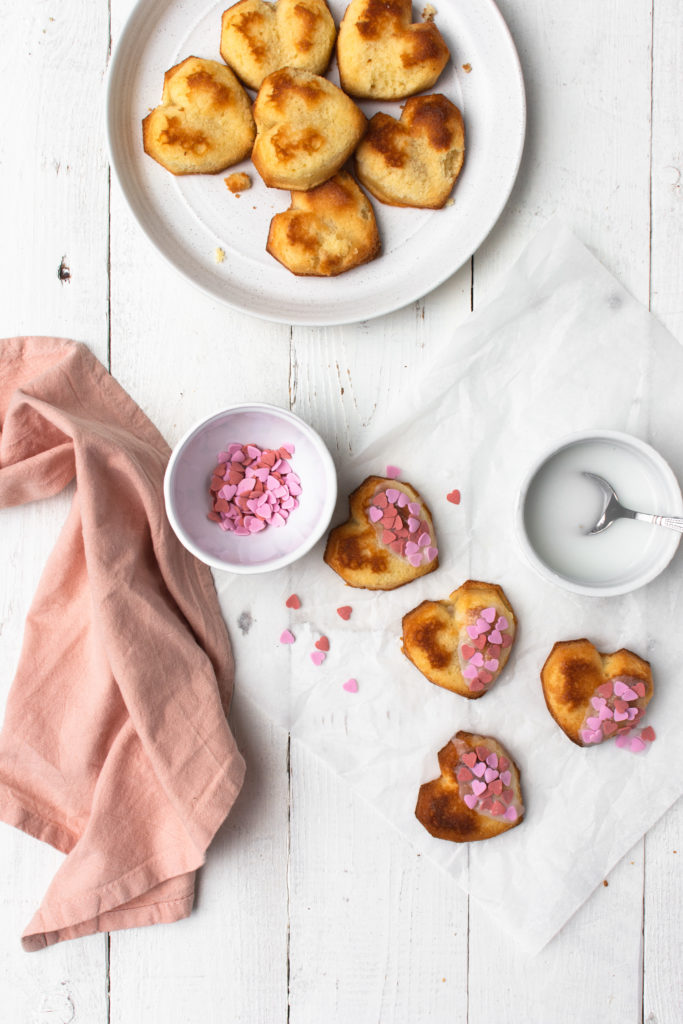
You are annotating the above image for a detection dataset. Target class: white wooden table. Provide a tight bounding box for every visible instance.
[1,1,681,1021]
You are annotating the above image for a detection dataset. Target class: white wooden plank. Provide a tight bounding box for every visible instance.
[0,0,110,1017]
[643,1,683,1020]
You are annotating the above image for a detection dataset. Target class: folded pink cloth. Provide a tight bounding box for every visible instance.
[0,337,245,950]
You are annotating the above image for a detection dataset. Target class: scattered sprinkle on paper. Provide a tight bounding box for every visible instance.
[462,62,472,73]
[310,651,326,666]
[446,489,461,505]
[285,594,301,609]
[315,636,330,652]
[343,678,358,693]
[336,606,352,620]
[386,464,401,479]
[280,629,295,645]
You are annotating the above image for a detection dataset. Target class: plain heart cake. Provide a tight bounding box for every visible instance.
[402,580,516,698]
[252,68,367,190]
[142,57,255,175]
[336,0,450,100]
[541,639,653,747]
[266,170,380,276]
[415,731,524,843]
[323,475,438,590]
[220,0,337,90]
[355,94,465,209]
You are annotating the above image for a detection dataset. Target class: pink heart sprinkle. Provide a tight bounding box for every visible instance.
[586,716,601,730]
[473,635,487,650]
[471,780,486,796]
[621,686,639,702]
[504,806,518,822]
[462,752,477,768]
[397,492,409,508]
[613,680,628,697]
[597,682,613,699]
[466,624,480,639]
[408,502,421,515]
[590,696,606,710]
[368,506,383,523]
[598,704,613,721]
[471,762,486,778]
[470,652,484,668]
[615,733,632,748]
[405,541,419,555]
[463,793,478,809]
[489,629,503,646]
[486,753,498,769]
[602,720,618,737]
[342,678,358,693]
[408,554,422,567]
[386,465,401,479]
[634,683,646,697]
[495,616,509,631]
[629,736,646,753]
[280,629,295,644]
[386,488,400,503]
[461,644,475,660]
[481,607,496,623]
[407,516,420,533]
[425,546,438,561]
[468,679,486,692]
[499,770,511,786]
[310,651,326,666]
[501,633,513,648]
[373,493,388,508]
[446,489,461,505]
[475,617,491,634]
[417,532,431,547]
[640,726,656,743]
[627,707,639,720]
[484,658,499,672]
[337,606,352,620]
[484,768,499,783]
[614,710,629,722]
[478,670,494,685]
[463,665,478,679]
[457,766,473,782]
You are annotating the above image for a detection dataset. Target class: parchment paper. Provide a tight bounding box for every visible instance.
[216,220,683,954]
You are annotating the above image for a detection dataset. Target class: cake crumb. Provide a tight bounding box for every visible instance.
[224,172,252,194]
[462,63,472,73]
[422,4,437,21]
[603,880,609,887]
[444,198,454,207]
[214,247,225,264]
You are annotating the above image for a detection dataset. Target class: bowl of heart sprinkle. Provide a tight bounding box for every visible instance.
[163,403,337,573]
[208,442,302,535]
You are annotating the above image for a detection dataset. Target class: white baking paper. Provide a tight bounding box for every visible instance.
[216,219,683,954]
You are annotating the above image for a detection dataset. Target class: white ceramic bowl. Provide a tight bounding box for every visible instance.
[164,404,337,573]
[515,429,683,597]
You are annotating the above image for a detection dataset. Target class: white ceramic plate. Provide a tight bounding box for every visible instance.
[107,0,525,325]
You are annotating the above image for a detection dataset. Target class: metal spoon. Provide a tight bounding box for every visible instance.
[582,471,683,535]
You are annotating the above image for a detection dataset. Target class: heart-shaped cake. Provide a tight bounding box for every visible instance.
[416,731,524,843]
[541,639,653,747]
[402,580,516,698]
[337,0,450,100]
[142,57,256,175]
[252,68,367,191]
[220,0,337,91]
[323,475,438,590]
[266,170,380,276]
[355,94,465,209]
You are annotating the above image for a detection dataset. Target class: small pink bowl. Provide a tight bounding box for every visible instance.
[164,403,337,574]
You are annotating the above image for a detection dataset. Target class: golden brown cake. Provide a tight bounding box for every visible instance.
[541,639,653,747]
[324,475,438,590]
[402,580,516,698]
[266,170,380,276]
[355,94,464,208]
[416,731,524,843]
[337,0,450,100]
[142,57,255,175]
[252,68,367,190]
[220,0,337,90]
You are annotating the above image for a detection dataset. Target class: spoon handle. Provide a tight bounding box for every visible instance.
[634,512,683,533]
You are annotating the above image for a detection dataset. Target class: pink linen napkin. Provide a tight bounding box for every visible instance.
[0,336,246,951]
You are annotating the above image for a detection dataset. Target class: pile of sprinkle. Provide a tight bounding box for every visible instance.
[457,744,520,822]
[580,676,649,746]
[208,442,301,535]
[366,487,437,567]
[459,606,513,693]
